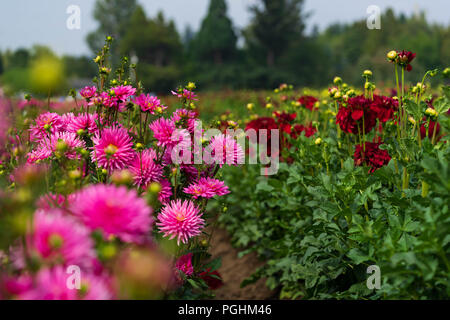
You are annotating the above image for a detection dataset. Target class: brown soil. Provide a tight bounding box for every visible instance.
[209,227,275,300]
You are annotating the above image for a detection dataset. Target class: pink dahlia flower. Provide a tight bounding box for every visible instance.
[111,85,136,101]
[133,94,166,113]
[158,179,173,204]
[27,131,85,163]
[18,266,113,300]
[171,89,198,101]
[171,109,198,133]
[149,118,190,148]
[184,177,230,199]
[129,149,163,188]
[175,253,194,276]
[91,126,134,171]
[30,209,95,268]
[29,112,64,141]
[36,193,75,210]
[71,184,153,243]
[80,86,97,100]
[157,199,204,245]
[204,134,245,167]
[66,113,98,134]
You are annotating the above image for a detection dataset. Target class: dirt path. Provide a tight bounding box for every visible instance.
[209,227,275,300]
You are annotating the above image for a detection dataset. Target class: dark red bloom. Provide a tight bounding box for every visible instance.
[420,119,441,140]
[370,95,398,123]
[273,111,296,134]
[336,95,377,134]
[298,95,318,111]
[245,117,279,142]
[198,268,224,290]
[396,50,416,72]
[246,117,279,156]
[291,123,317,138]
[354,142,391,173]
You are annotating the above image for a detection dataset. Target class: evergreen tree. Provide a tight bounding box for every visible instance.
[245,0,306,67]
[120,7,183,93]
[194,0,237,65]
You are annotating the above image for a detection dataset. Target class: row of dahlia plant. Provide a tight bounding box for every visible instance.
[218,51,449,299]
[0,38,243,299]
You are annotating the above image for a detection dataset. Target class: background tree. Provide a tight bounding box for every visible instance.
[187,0,240,88]
[194,0,237,65]
[120,6,183,93]
[86,0,137,66]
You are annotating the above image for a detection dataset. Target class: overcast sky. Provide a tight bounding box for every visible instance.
[0,0,448,56]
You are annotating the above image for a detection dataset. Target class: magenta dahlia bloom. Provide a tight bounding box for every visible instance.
[171,109,198,133]
[66,113,98,134]
[29,112,64,141]
[133,94,166,113]
[184,177,230,199]
[171,89,198,101]
[175,253,194,276]
[91,126,134,171]
[205,134,245,167]
[30,209,95,268]
[111,85,136,101]
[80,86,97,100]
[18,266,113,300]
[157,199,204,245]
[36,193,75,210]
[158,179,173,204]
[71,184,153,243]
[149,118,190,148]
[27,132,85,163]
[129,149,163,188]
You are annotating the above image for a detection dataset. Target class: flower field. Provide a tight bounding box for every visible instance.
[0,36,449,301]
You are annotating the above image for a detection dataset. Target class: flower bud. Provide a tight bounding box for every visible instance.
[148,182,162,194]
[111,169,133,185]
[315,137,322,145]
[68,169,82,180]
[246,103,254,111]
[265,103,273,109]
[443,67,450,78]
[186,82,196,90]
[363,70,372,78]
[76,129,86,137]
[387,50,397,61]
[333,76,342,85]
[425,107,438,118]
[135,143,144,151]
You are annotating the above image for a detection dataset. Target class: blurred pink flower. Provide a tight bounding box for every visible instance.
[71,184,153,243]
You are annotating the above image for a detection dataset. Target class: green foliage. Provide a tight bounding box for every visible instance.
[219,76,450,299]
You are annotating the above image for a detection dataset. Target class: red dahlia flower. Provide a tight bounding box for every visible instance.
[370,95,398,123]
[354,142,391,173]
[291,123,317,138]
[198,268,224,290]
[336,95,377,135]
[396,50,416,72]
[298,95,318,111]
[420,119,441,140]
